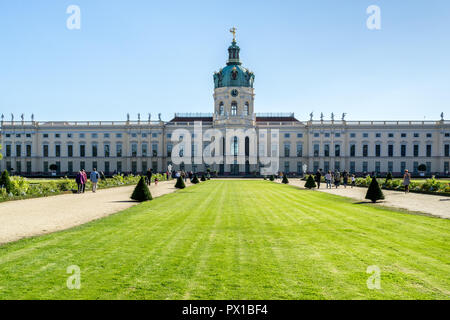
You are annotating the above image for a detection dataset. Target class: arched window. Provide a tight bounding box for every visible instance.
[245,137,250,156]
[219,102,224,115]
[231,102,238,116]
[231,136,239,156]
[244,102,249,115]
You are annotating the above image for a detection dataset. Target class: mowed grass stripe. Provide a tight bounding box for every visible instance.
[0,180,449,299]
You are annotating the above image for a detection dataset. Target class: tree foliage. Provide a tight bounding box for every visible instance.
[304,175,316,189]
[175,176,186,189]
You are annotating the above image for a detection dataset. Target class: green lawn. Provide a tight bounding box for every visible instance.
[0,180,449,300]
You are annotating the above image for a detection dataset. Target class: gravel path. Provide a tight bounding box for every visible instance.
[278,180,450,219]
[0,180,189,244]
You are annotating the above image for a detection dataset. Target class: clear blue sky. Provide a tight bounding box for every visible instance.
[0,0,449,122]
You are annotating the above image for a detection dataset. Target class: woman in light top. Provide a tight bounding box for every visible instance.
[403,169,411,193]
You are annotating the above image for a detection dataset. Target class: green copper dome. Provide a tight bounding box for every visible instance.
[213,39,255,89]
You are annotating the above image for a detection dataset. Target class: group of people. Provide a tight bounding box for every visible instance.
[75,168,100,193]
[174,170,194,182]
[315,169,356,189]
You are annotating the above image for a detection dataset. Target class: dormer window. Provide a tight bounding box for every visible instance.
[231,102,238,116]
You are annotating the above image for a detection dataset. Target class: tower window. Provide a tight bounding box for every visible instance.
[231,102,238,116]
[219,102,224,115]
[244,102,249,115]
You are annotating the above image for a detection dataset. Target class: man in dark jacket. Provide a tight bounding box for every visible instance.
[315,169,322,189]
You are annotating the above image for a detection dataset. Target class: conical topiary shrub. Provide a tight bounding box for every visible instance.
[365,177,385,203]
[282,174,289,184]
[175,176,186,189]
[131,176,152,202]
[191,174,200,184]
[201,174,206,181]
[0,170,13,193]
[304,175,316,189]
[269,175,275,181]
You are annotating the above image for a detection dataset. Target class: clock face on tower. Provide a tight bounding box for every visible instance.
[231,89,239,97]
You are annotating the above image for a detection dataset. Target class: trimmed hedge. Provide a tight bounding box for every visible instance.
[305,175,316,189]
[131,177,152,202]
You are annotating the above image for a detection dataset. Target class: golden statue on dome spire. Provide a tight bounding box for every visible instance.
[229,27,237,42]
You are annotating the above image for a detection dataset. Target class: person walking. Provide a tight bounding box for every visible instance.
[351,174,356,188]
[325,171,332,189]
[315,169,322,189]
[75,170,83,194]
[343,170,348,188]
[81,169,87,193]
[90,168,100,193]
[334,170,341,188]
[146,169,152,186]
[403,169,411,193]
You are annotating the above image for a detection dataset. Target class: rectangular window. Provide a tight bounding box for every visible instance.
[335,133,341,138]
[335,145,340,157]
[444,162,449,174]
[116,144,122,157]
[426,162,431,174]
[388,161,393,173]
[43,145,49,157]
[401,145,406,157]
[426,145,432,157]
[284,133,290,138]
[375,144,381,157]
[414,144,419,157]
[350,161,355,173]
[131,144,138,157]
[401,162,406,173]
[388,133,394,138]
[152,161,158,172]
[413,161,418,173]
[152,144,158,157]
[104,144,110,157]
[104,133,110,138]
[350,133,356,138]
[26,144,32,157]
[55,145,61,157]
[324,144,330,157]
[15,161,21,174]
[376,133,381,138]
[44,161,49,173]
[284,161,290,173]
[350,144,355,157]
[80,145,86,157]
[445,144,450,157]
[167,144,173,157]
[362,144,368,157]
[388,144,394,157]
[152,133,158,138]
[335,161,340,172]
[375,161,381,173]
[80,161,85,171]
[401,133,407,138]
[116,133,122,138]
[324,133,330,138]
[426,133,432,138]
[314,133,319,138]
[92,133,98,138]
[68,145,73,157]
[117,161,122,173]
[55,133,60,138]
[324,161,329,172]
[363,133,368,138]
[313,144,319,157]
[92,161,97,171]
[92,144,98,157]
[68,161,73,173]
[6,145,12,157]
[297,161,303,175]
[79,133,85,138]
[362,161,368,173]
[313,161,319,173]
[142,161,147,173]
[414,133,419,138]
[297,133,303,138]
[284,143,290,157]
[296,144,303,157]
[142,144,148,157]
[27,161,32,174]
[104,161,110,174]
[16,145,21,157]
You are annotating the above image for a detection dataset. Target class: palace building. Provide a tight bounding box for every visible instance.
[1,31,449,177]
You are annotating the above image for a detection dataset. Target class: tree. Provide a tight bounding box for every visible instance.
[201,174,206,181]
[0,170,13,193]
[191,174,200,184]
[365,177,385,203]
[418,164,426,172]
[282,174,289,184]
[304,175,316,189]
[49,164,58,171]
[131,176,152,202]
[175,176,186,189]
[269,175,275,181]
